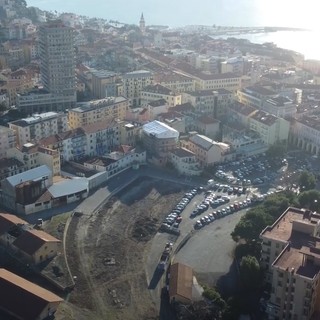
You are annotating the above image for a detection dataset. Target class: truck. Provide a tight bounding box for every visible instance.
[157,242,173,270]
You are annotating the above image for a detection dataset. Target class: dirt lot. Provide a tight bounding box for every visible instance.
[58,177,186,320]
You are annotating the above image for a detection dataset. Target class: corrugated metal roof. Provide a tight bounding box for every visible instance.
[48,178,88,198]
[6,165,51,187]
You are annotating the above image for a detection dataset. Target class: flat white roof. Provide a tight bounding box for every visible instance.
[143,120,179,139]
[48,178,88,198]
[22,112,60,124]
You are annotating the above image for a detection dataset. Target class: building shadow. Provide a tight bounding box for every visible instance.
[216,259,239,297]
[159,287,177,320]
[148,266,164,290]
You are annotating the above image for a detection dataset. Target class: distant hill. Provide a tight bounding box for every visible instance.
[0,0,46,24]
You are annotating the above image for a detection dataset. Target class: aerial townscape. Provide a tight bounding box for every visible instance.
[2,1,320,320]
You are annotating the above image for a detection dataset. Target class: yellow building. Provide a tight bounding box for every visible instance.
[68,96,129,129]
[13,229,61,265]
[260,207,320,320]
[194,72,241,92]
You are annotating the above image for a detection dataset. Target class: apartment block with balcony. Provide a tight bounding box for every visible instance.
[9,111,68,147]
[68,96,128,129]
[39,120,120,162]
[0,126,16,158]
[260,207,320,320]
[140,84,181,107]
[123,70,153,107]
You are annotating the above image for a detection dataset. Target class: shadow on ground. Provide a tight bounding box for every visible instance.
[159,287,177,320]
[148,267,164,290]
[216,259,239,297]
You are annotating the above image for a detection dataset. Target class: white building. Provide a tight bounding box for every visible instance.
[84,145,146,178]
[9,112,68,147]
[169,147,202,176]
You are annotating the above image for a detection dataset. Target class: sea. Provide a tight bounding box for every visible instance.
[26,0,320,60]
[213,30,320,61]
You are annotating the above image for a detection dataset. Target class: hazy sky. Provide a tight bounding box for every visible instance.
[27,0,320,29]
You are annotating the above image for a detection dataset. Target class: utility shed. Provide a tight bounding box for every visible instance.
[169,262,193,304]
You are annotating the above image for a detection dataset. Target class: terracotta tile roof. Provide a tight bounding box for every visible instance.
[117,145,134,154]
[13,229,60,256]
[0,213,27,235]
[82,118,118,134]
[169,263,193,302]
[0,268,63,320]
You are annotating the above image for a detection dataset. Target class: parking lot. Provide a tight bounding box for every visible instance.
[146,150,320,302]
[146,184,261,292]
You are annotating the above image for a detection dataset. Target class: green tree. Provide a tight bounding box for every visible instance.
[298,171,316,191]
[231,208,273,242]
[266,143,286,158]
[298,190,320,211]
[239,255,262,290]
[202,286,227,310]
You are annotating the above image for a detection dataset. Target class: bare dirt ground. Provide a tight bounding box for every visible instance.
[57,177,186,320]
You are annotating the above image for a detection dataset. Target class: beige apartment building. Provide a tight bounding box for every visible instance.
[7,143,61,176]
[140,84,181,107]
[154,72,196,93]
[181,133,232,167]
[68,96,129,129]
[249,110,290,146]
[260,207,320,320]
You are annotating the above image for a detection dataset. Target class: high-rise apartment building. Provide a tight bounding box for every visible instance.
[260,207,320,320]
[17,20,76,114]
[39,20,76,102]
